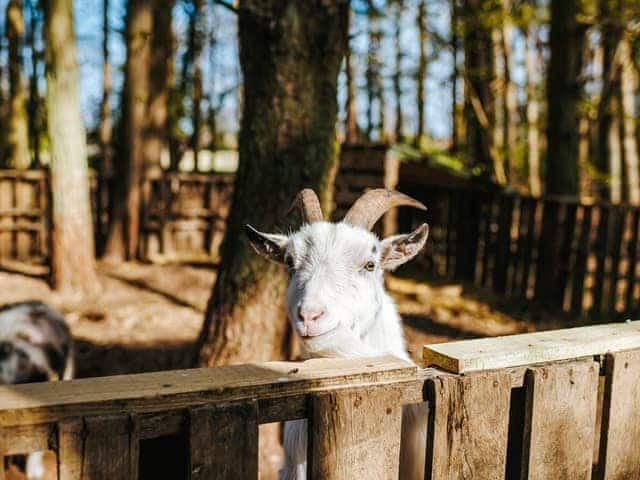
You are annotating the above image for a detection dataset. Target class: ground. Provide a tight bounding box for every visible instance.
[1,261,559,479]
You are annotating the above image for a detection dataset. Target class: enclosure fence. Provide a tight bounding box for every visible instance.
[1,320,639,479]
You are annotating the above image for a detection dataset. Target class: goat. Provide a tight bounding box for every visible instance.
[0,300,74,479]
[246,188,429,480]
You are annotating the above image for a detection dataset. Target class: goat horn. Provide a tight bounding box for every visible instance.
[288,189,324,224]
[342,189,426,230]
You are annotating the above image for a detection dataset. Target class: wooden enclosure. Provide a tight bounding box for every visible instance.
[399,181,640,320]
[2,321,640,479]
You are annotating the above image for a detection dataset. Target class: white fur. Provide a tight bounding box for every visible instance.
[248,221,429,479]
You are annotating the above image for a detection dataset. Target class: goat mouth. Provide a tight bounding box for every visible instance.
[299,325,340,340]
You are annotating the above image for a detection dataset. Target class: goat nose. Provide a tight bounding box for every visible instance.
[298,306,325,323]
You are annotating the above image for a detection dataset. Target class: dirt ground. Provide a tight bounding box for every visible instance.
[1,261,559,479]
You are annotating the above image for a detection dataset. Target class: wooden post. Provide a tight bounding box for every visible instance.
[309,385,404,480]
[188,401,258,480]
[598,349,640,479]
[425,371,512,479]
[521,359,599,480]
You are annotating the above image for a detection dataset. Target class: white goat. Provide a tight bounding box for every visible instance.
[0,301,74,479]
[246,188,429,480]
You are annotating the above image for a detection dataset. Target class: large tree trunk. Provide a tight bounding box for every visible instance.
[500,0,517,179]
[97,0,111,251]
[545,0,586,196]
[415,0,427,148]
[144,0,175,175]
[619,37,640,204]
[197,0,349,367]
[43,0,98,295]
[27,0,42,167]
[450,0,460,152]
[525,26,541,196]
[6,0,30,169]
[344,11,359,144]
[392,0,403,143]
[189,0,204,171]
[462,0,503,181]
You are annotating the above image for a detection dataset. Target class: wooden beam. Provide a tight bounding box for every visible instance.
[0,356,418,427]
[597,349,640,479]
[520,360,599,480]
[425,371,512,479]
[424,321,640,373]
[309,384,404,480]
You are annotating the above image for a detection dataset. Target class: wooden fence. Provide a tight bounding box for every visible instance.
[1,320,640,479]
[399,182,640,320]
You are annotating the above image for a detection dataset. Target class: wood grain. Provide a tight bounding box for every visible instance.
[521,360,599,480]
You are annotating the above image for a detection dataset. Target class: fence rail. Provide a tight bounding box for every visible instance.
[399,182,640,320]
[2,321,640,479]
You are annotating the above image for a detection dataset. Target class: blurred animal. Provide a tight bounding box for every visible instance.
[246,189,429,480]
[0,301,74,479]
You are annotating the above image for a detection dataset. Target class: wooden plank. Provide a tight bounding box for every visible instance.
[571,205,593,315]
[592,206,611,319]
[58,414,138,480]
[188,401,258,480]
[0,356,417,426]
[555,203,577,310]
[534,200,562,305]
[0,423,52,455]
[521,360,599,480]
[606,207,625,315]
[480,193,497,287]
[624,209,639,313]
[309,385,404,480]
[493,194,515,294]
[597,349,640,480]
[425,371,511,479]
[424,320,640,373]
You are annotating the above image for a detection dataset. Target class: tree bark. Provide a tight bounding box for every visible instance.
[190,0,204,171]
[500,0,517,179]
[197,0,349,367]
[27,0,41,167]
[144,0,175,175]
[545,0,587,196]
[619,36,639,204]
[97,0,111,251]
[392,0,403,143]
[525,26,541,196]
[450,0,460,152]
[43,0,98,295]
[6,0,30,169]
[344,11,359,144]
[415,0,427,148]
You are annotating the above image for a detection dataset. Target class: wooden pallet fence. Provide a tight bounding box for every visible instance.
[2,322,640,479]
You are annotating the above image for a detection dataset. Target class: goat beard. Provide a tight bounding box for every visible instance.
[299,327,377,359]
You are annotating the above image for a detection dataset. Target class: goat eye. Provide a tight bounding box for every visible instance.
[363,261,375,272]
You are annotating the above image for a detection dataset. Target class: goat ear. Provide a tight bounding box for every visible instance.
[245,224,288,264]
[380,223,429,270]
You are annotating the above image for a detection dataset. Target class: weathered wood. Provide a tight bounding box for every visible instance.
[597,349,640,480]
[0,356,418,427]
[554,202,577,310]
[519,197,539,299]
[480,193,497,287]
[521,360,599,480]
[424,320,640,373]
[493,194,515,294]
[425,371,511,479]
[534,200,561,305]
[624,209,639,313]
[592,206,611,319]
[58,414,138,480]
[607,208,625,315]
[571,205,593,314]
[189,401,258,480]
[309,385,404,480]
[0,423,53,455]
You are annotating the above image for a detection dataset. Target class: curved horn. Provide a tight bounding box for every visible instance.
[288,188,324,224]
[342,189,426,230]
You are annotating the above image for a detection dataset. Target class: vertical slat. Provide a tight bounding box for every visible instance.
[624,209,639,313]
[534,199,561,305]
[309,385,404,480]
[493,194,515,294]
[425,371,512,480]
[571,205,593,315]
[555,203,578,310]
[592,206,611,319]
[481,193,497,287]
[521,359,599,480]
[607,208,625,315]
[520,197,539,299]
[58,414,138,480]
[597,349,640,480]
[188,400,258,480]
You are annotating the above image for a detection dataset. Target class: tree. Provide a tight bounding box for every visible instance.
[365,8,384,141]
[619,35,640,204]
[524,24,541,195]
[6,0,30,169]
[344,10,359,143]
[415,0,427,148]
[545,0,587,196]
[499,0,518,179]
[27,0,42,167]
[188,0,205,170]
[392,0,404,142]
[97,0,112,249]
[197,0,349,366]
[42,0,98,295]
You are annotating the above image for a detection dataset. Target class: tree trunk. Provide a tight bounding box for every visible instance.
[197,0,349,367]
[415,0,427,148]
[344,11,359,144]
[190,0,204,171]
[500,0,517,179]
[462,0,502,181]
[450,0,460,152]
[392,0,403,143]
[608,92,623,203]
[122,0,152,259]
[97,0,111,251]
[545,0,586,196]
[525,26,541,196]
[6,0,30,169]
[27,0,41,167]
[144,0,175,175]
[43,0,98,295]
[619,37,640,204]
